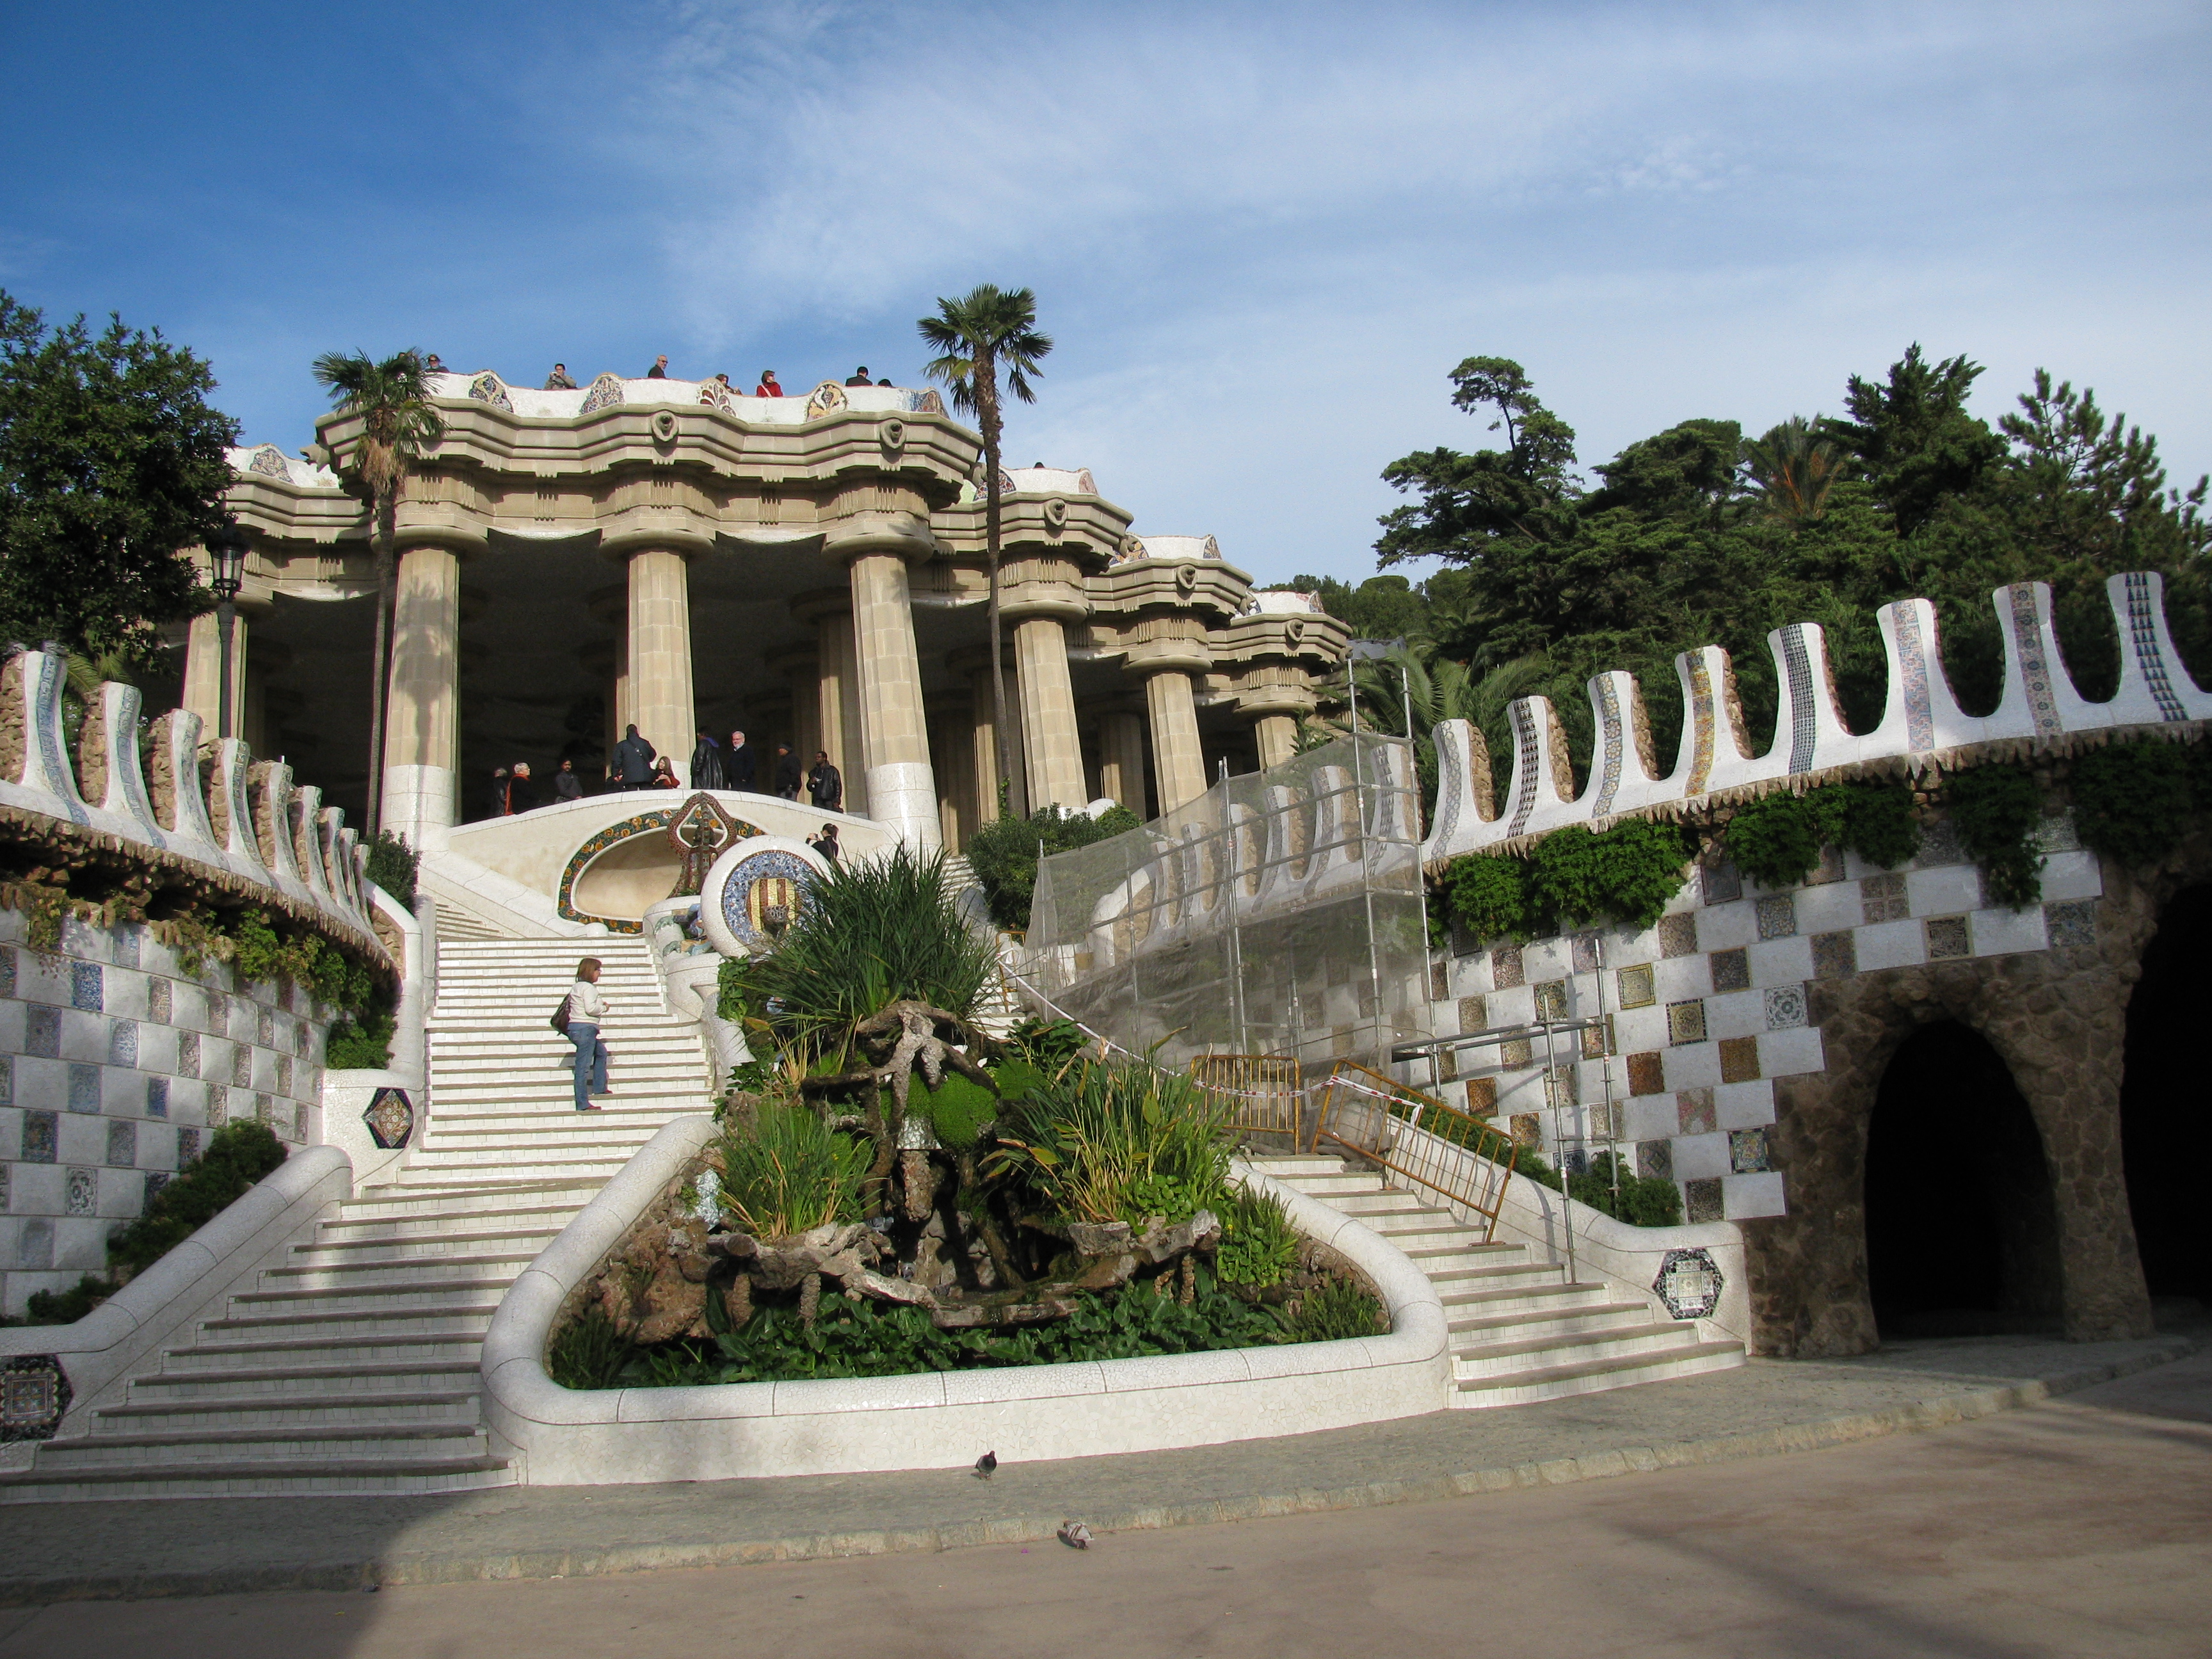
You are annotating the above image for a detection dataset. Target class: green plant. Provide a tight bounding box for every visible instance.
[1445,853,1530,943]
[715,957,749,1023]
[106,1120,287,1277]
[325,1004,394,1070]
[1003,1016,1092,1073]
[910,1072,999,1148]
[2070,741,2199,867]
[1217,1187,1299,1288]
[547,1304,634,1390]
[1946,763,2045,907]
[1569,1151,1685,1227]
[965,803,1142,931]
[1722,780,1919,888]
[728,844,991,1066]
[364,830,419,907]
[1526,818,1692,930]
[716,1103,872,1238]
[991,1058,1232,1226]
[1283,1276,1385,1342]
[22,1274,116,1325]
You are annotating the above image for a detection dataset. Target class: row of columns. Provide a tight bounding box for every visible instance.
[185,534,1308,856]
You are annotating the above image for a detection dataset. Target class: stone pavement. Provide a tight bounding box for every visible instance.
[0,1329,2193,1606]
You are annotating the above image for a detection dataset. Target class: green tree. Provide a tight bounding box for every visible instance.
[0,291,236,662]
[1820,343,2008,544]
[1743,415,1844,524]
[310,349,445,838]
[917,286,1053,808]
[1375,355,1580,572]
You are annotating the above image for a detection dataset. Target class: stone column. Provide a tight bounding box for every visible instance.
[1013,616,1087,811]
[181,610,248,741]
[841,531,940,851]
[1254,714,1299,771]
[381,543,461,851]
[770,646,821,781]
[1097,710,1149,818]
[627,548,695,786]
[812,607,869,819]
[968,668,1002,828]
[1144,669,1208,814]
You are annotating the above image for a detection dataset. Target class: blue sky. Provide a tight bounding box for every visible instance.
[3,0,2206,586]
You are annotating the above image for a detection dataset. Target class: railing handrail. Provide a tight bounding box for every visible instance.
[1311,1060,1521,1244]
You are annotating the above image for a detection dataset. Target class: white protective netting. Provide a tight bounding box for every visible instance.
[1018,733,1432,1074]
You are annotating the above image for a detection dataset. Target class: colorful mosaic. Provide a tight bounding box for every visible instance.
[1683,653,1716,795]
[1779,625,1818,774]
[467,372,514,412]
[556,806,760,932]
[1653,1247,1725,1319]
[0,1355,70,1441]
[2123,571,2188,721]
[1616,965,1655,1008]
[1887,601,1937,752]
[1925,915,1971,959]
[1506,700,1542,836]
[247,444,291,479]
[363,1087,415,1150]
[579,373,625,415]
[2007,583,2064,737]
[719,848,822,952]
[1592,674,1626,816]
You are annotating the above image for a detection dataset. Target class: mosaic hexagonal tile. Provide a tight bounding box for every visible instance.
[1703,862,1743,904]
[1616,965,1656,1009]
[1717,1035,1761,1084]
[1653,1246,1725,1317]
[1667,1000,1707,1045]
[1658,913,1699,959]
[1626,1052,1665,1096]
[1925,915,1971,960]
[1684,1178,1726,1224]
[1729,1126,1772,1174]
[2044,900,2097,950]
[1763,984,1808,1030]
[1755,894,1797,940]
[1489,945,1525,990]
[1709,947,1751,993]
[1811,930,1857,980]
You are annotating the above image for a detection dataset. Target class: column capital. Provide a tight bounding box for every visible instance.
[822,511,938,568]
[789,586,853,627]
[1123,640,1213,679]
[600,524,714,561]
[389,524,488,560]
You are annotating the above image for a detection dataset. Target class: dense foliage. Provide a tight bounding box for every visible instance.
[13,1121,287,1325]
[1361,349,2208,783]
[712,1103,871,1237]
[364,831,419,907]
[1946,763,2048,908]
[991,1060,1233,1227]
[1442,817,1692,943]
[966,802,1141,931]
[0,292,237,663]
[1720,780,1920,889]
[2068,741,2212,869]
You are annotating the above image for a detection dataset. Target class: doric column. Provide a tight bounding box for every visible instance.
[1097,710,1149,817]
[1254,714,1299,771]
[803,600,869,819]
[833,515,940,851]
[181,610,248,742]
[1143,669,1208,813]
[967,668,1002,828]
[381,543,461,851]
[1013,616,1087,811]
[626,547,695,786]
[769,646,821,780]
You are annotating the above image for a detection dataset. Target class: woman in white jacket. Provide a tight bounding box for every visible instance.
[565,957,610,1112]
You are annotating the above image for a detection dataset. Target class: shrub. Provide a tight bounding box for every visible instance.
[993,1059,1232,1226]
[364,830,419,907]
[325,1004,394,1070]
[1445,854,1530,943]
[1569,1151,1685,1228]
[1283,1276,1385,1341]
[966,803,1141,932]
[716,1103,871,1238]
[1946,763,2046,908]
[1527,819,1692,930]
[107,1120,287,1276]
[2070,741,2198,867]
[547,1304,633,1390]
[1723,780,1919,888]
[1217,1187,1299,1288]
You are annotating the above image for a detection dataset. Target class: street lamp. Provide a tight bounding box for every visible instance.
[205,525,249,742]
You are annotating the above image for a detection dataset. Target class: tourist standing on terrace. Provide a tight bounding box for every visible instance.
[508,762,539,812]
[646,355,669,378]
[488,765,510,818]
[773,743,802,799]
[845,366,872,386]
[553,758,583,803]
[755,369,781,397]
[543,364,576,389]
[728,730,756,790]
[563,958,610,1111]
[652,757,680,789]
[690,730,726,791]
[808,823,841,863]
[806,749,843,812]
[612,724,655,790]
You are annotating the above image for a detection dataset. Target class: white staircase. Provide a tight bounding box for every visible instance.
[1250,1153,1744,1406]
[2,936,712,1500]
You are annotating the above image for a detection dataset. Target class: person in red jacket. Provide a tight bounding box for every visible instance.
[755,369,782,397]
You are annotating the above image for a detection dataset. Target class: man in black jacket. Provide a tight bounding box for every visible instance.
[612,724,656,790]
[806,750,843,812]
[773,744,803,799]
[727,730,757,790]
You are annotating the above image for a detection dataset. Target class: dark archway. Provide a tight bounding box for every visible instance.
[2120,884,2212,1309]
[1864,1022,2065,1337]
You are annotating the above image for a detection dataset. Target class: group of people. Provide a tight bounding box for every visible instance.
[536,361,896,395]
[487,757,586,815]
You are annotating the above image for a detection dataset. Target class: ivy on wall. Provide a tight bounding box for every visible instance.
[2069,740,2212,868]
[1720,780,1919,889]
[1442,817,1693,942]
[1945,762,2047,908]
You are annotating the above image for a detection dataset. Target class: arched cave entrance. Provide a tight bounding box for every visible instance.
[2120,885,2212,1311]
[1864,1022,2064,1338]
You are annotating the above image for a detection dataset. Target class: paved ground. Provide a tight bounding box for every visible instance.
[1,1341,2207,1656]
[0,1328,2195,1608]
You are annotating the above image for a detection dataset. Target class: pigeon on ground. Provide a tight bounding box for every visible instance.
[1057,1521,1093,1550]
[974,1450,997,1482]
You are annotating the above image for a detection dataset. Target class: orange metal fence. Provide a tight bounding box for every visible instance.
[1311,1060,1521,1244]
[1188,1053,1306,1142]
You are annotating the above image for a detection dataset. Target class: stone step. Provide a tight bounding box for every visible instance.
[0,1453,515,1500]
[196,1303,500,1342]
[1451,1340,1746,1407]
[287,1226,566,1265]
[1450,1321,1706,1380]
[95,1390,481,1431]
[34,1423,493,1469]
[261,1251,543,1287]
[1447,1299,1656,1343]
[1435,1277,1610,1315]
[137,1352,482,1391]
[328,1184,602,1223]
[367,1157,636,1185]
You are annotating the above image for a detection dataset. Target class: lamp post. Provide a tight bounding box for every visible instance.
[205,525,249,742]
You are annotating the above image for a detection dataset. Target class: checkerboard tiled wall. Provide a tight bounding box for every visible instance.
[1430,812,2102,1224]
[0,910,333,1315]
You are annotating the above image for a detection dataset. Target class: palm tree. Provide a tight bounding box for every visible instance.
[310,349,445,837]
[917,286,1052,812]
[1743,415,1842,524]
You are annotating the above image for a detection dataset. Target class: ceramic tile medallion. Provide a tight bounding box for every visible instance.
[1509,1112,1543,1148]
[1463,1078,1498,1117]
[718,849,824,952]
[1925,915,1971,960]
[1616,965,1655,1009]
[1457,995,1487,1032]
[1710,947,1751,993]
[1703,862,1742,905]
[1755,894,1797,940]
[1861,872,1909,924]
[1811,930,1857,980]
[1652,1247,1725,1319]
[2044,900,2097,951]
[1683,1178,1726,1224]
[1667,1000,1707,1045]
[1763,984,1808,1030]
[1658,913,1699,959]
[1489,944,1525,989]
[1626,1051,1665,1096]
[0,1355,70,1441]
[1729,1127,1772,1174]
[65,1169,95,1215]
[1637,1138,1674,1182]
[363,1087,415,1151]
[1717,1035,1762,1084]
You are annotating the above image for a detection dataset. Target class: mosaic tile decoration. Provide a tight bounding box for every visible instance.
[0,1056,10,1106]
[1926,915,1971,960]
[1763,984,1808,1030]
[0,1354,70,1442]
[1533,980,1567,1022]
[177,1030,198,1078]
[1755,894,1797,940]
[145,1077,167,1118]
[1571,933,1601,974]
[1543,1065,1578,1108]
[1684,1178,1725,1224]
[1464,1078,1497,1116]
[1889,601,1937,751]
[24,1007,59,1059]
[19,1112,54,1164]
[1683,654,1717,796]
[1805,844,1846,885]
[1658,914,1698,959]
[0,947,13,998]
[1507,700,1543,836]
[1710,947,1750,993]
[1509,1112,1542,1148]
[67,1064,99,1113]
[1729,1127,1772,1174]
[108,1020,136,1067]
[1457,995,1487,1031]
[69,962,100,1012]
[1489,945,1525,988]
[207,1085,228,1126]
[557,805,763,933]
[143,1171,170,1208]
[1718,1036,1761,1084]
[65,1169,94,1216]
[106,1120,135,1167]
[1499,1037,1533,1067]
[1637,1139,1674,1182]
[1703,862,1742,904]
[2123,570,2188,721]
[2007,582,2064,737]
[1861,872,1909,924]
[1592,675,1626,817]
[1653,1247,1725,1319]
[177,1127,200,1165]
[1580,1017,1614,1059]
[1779,624,1819,774]
[1811,931,1857,980]
[1667,1000,1707,1045]
[1428,961,1449,1002]
[2045,900,2097,950]
[147,977,169,1023]
[363,1087,415,1151]
[1916,818,1967,866]
[1627,1052,1665,1095]
[1617,965,1655,1009]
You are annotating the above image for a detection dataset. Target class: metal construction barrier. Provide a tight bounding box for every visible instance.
[1189,1053,1306,1142]
[1311,1061,1521,1244]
